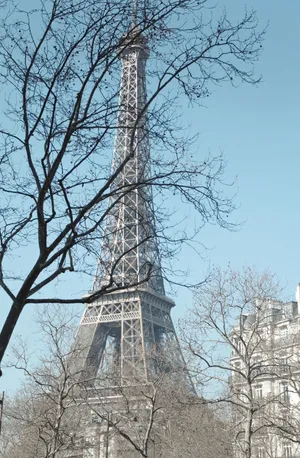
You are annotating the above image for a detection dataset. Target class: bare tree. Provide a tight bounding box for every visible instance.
[1,307,85,458]
[84,375,233,458]
[0,0,265,362]
[1,306,233,458]
[164,390,233,458]
[180,267,287,458]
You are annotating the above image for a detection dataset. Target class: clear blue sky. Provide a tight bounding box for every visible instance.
[173,0,300,315]
[1,0,300,392]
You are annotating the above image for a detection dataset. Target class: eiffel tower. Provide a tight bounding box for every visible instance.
[74,4,193,393]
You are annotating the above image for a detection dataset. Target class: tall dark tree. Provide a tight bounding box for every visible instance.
[0,0,264,362]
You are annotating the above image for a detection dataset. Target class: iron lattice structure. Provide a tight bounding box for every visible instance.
[93,31,164,296]
[75,28,193,390]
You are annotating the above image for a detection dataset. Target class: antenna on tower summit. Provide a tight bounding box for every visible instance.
[132,0,138,27]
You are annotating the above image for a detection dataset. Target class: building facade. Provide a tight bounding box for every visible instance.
[230,285,300,458]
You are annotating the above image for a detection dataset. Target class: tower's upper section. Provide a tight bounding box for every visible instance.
[119,28,150,60]
[92,28,165,296]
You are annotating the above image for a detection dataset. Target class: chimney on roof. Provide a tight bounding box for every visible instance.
[296,283,300,309]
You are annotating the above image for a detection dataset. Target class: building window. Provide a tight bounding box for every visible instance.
[280,382,290,404]
[254,384,263,399]
[234,361,241,372]
[258,446,265,458]
[283,442,292,458]
[237,339,243,354]
[278,356,289,374]
[232,338,238,354]
[233,362,242,382]
[279,325,288,338]
[252,356,263,376]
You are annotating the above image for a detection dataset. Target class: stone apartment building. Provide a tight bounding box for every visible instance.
[230,285,300,458]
